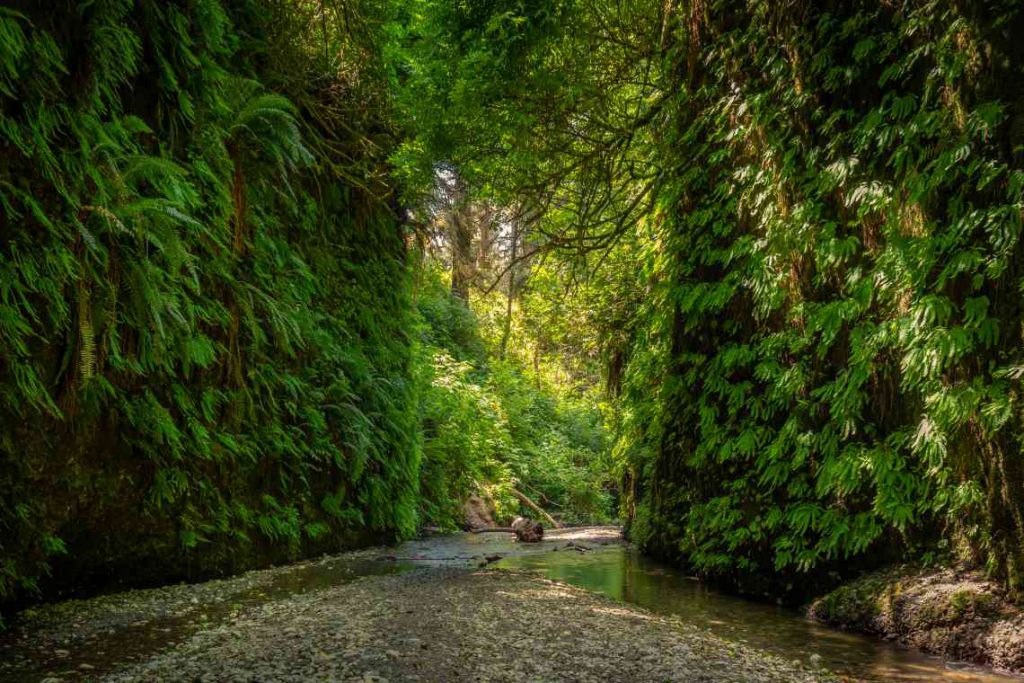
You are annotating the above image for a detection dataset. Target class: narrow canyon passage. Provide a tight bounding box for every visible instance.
[3,1,1024,681]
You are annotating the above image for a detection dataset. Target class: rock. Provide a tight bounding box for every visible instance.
[809,565,1024,673]
[99,569,825,683]
[463,494,497,530]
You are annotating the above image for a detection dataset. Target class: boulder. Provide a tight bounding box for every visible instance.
[464,494,497,530]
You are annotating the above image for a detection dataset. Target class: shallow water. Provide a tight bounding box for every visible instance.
[1,528,1019,682]
[397,528,1021,682]
[496,543,1021,683]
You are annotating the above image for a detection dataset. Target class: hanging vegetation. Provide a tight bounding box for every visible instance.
[5,0,1024,626]
[390,0,1024,600]
[0,0,420,604]
[622,0,1024,599]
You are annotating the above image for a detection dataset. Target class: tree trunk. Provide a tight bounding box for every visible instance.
[449,207,473,303]
[499,220,519,358]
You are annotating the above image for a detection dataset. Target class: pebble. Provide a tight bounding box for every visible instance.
[99,569,831,682]
[1,528,832,683]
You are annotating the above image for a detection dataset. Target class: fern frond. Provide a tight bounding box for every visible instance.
[77,282,96,384]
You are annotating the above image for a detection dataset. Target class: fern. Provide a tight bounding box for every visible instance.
[0,0,421,609]
[76,282,96,383]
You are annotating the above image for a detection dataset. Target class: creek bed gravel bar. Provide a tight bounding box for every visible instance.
[104,568,831,683]
[2,530,837,682]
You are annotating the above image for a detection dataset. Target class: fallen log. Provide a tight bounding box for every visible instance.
[510,488,562,529]
[469,517,544,542]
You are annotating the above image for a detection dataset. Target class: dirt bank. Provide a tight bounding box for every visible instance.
[808,565,1024,674]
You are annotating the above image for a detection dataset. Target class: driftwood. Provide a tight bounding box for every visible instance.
[465,486,557,543]
[470,517,544,542]
[510,488,562,529]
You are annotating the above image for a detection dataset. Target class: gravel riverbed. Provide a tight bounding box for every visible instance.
[104,568,831,683]
[1,529,835,682]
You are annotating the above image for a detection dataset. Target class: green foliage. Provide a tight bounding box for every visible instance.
[416,348,514,528]
[390,0,1024,599]
[386,0,574,202]
[611,0,1024,596]
[0,0,420,609]
[414,268,612,529]
[10,0,1023,620]
[485,360,611,522]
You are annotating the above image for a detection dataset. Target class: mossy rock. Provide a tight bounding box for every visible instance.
[810,577,887,628]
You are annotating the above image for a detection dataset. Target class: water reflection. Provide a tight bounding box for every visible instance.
[497,547,1021,683]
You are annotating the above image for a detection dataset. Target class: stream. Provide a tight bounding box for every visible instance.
[0,527,1019,682]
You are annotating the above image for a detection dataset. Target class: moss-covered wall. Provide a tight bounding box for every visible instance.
[0,0,420,608]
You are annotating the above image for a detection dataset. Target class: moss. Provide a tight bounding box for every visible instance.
[813,577,886,626]
[949,589,996,619]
